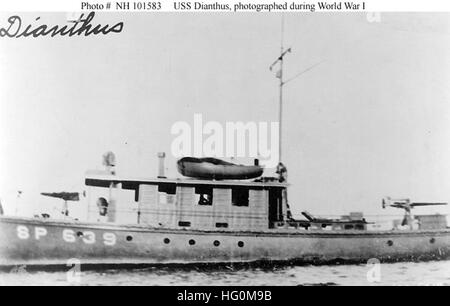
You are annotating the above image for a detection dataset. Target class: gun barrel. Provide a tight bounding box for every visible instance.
[411,202,447,206]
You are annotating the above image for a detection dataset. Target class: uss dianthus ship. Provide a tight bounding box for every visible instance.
[1,31,449,267]
[0,153,449,267]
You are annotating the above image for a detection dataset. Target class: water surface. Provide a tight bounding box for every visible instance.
[0,260,449,286]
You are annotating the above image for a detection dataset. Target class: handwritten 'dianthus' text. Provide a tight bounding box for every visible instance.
[0,12,123,38]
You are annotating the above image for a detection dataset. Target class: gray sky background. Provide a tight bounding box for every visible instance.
[0,12,449,220]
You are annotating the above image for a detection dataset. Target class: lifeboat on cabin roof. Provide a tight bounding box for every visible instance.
[177,157,264,180]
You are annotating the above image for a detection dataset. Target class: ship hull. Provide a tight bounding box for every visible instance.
[0,216,449,266]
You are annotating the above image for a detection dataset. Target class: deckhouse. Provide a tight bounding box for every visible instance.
[85,173,289,232]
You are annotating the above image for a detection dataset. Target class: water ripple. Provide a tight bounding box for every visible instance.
[0,260,449,286]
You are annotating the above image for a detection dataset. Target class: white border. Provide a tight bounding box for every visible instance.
[0,0,449,12]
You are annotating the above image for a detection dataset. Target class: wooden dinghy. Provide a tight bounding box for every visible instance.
[177,157,263,180]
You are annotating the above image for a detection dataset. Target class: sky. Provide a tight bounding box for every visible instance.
[0,12,449,221]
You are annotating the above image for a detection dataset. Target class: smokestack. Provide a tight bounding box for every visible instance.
[157,152,166,178]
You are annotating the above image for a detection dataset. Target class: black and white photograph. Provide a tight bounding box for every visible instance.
[0,0,449,288]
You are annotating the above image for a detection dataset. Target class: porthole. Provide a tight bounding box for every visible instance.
[238,241,244,248]
[387,240,394,247]
[213,240,220,247]
[164,238,170,244]
[430,238,436,244]
[189,239,196,245]
[77,232,84,237]
[126,235,133,242]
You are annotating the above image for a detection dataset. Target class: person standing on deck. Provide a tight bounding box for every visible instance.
[96,197,109,222]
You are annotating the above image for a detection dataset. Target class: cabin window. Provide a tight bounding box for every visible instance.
[355,224,365,230]
[232,187,249,207]
[178,221,191,227]
[195,186,213,206]
[158,183,176,194]
[216,222,229,228]
[158,183,176,204]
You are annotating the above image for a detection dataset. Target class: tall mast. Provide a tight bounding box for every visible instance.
[278,14,284,165]
[270,14,291,165]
